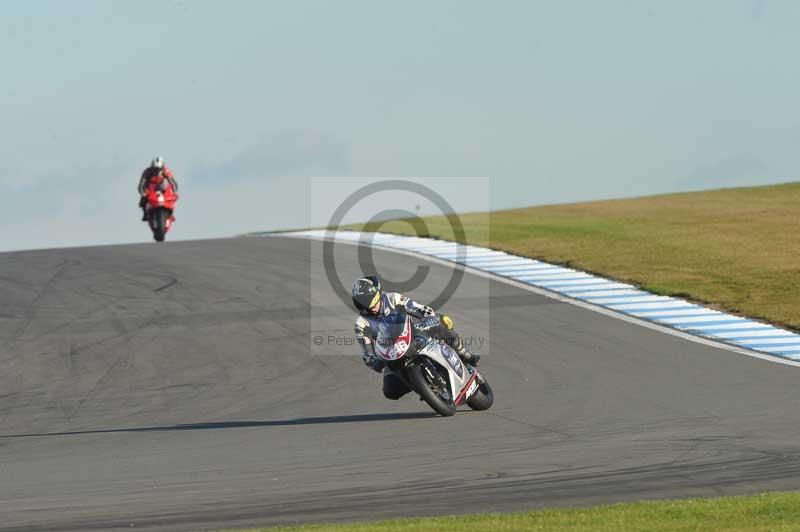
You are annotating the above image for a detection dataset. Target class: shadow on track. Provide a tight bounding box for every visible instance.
[0,411,438,439]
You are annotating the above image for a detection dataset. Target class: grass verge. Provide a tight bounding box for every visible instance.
[347,182,800,331]
[225,492,800,531]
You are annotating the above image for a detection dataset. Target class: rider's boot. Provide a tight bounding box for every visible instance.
[139,196,148,221]
[439,315,480,366]
[453,336,480,366]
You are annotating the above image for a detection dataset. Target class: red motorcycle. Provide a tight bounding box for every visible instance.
[144,181,178,242]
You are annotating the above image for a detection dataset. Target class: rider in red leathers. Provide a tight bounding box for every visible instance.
[138,156,179,221]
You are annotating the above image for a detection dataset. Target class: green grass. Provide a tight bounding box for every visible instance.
[346,182,800,331]
[225,492,800,531]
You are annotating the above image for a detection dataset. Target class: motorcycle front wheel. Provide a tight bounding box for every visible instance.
[466,376,494,411]
[408,361,456,417]
[152,208,168,242]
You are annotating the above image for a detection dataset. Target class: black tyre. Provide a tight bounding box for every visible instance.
[408,361,456,417]
[153,208,167,242]
[466,376,494,411]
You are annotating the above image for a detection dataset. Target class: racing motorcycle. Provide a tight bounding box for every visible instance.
[144,181,178,242]
[373,311,493,416]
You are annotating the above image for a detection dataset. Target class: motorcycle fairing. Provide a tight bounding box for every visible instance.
[438,343,464,379]
[418,341,479,405]
[374,314,413,361]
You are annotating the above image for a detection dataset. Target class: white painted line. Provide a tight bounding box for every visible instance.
[512,268,588,281]
[471,260,543,268]
[490,267,561,275]
[631,308,716,318]
[735,337,800,346]
[488,263,558,274]
[608,300,687,311]
[462,251,517,257]
[427,250,478,256]
[462,250,509,256]
[507,267,571,276]
[762,345,800,353]
[569,289,644,298]
[533,278,609,287]
[657,315,744,324]
[529,279,598,287]
[516,272,588,281]
[393,243,450,250]
[525,278,595,286]
[589,295,674,305]
[407,243,462,250]
[560,283,636,292]
[436,251,504,259]
[478,258,544,264]
[461,257,516,263]
[676,321,768,331]
[711,329,796,339]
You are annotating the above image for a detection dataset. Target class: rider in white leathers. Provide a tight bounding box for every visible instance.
[351,275,479,399]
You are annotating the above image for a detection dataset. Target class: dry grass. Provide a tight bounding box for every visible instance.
[226,492,800,532]
[350,182,800,330]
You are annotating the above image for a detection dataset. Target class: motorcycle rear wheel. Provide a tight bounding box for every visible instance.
[408,362,456,417]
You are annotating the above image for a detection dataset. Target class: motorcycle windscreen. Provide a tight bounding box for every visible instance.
[373,312,412,361]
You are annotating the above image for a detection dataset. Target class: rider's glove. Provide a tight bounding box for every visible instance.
[441,314,455,330]
[361,346,384,373]
[421,305,436,317]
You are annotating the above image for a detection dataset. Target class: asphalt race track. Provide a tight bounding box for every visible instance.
[2,236,800,531]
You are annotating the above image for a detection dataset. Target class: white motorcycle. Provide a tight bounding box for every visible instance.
[373,312,493,416]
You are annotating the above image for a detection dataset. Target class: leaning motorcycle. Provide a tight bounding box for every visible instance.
[373,311,493,416]
[144,181,178,242]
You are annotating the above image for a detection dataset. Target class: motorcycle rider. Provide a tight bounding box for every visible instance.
[138,156,179,221]
[352,275,480,400]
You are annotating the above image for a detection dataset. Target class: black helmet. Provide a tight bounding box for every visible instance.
[352,275,382,316]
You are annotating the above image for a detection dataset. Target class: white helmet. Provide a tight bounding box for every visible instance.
[151,156,165,169]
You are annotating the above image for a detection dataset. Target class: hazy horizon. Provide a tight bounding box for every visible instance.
[2,1,799,252]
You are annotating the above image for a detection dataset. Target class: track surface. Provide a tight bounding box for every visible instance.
[2,236,800,531]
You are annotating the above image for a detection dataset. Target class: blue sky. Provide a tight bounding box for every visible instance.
[1,1,798,250]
